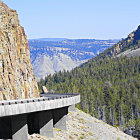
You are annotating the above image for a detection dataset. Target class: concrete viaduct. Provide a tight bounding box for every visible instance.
[0,93,80,140]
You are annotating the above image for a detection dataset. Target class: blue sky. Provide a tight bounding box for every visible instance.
[3,0,140,39]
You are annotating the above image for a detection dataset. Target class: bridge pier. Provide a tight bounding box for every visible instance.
[11,114,28,140]
[28,113,39,134]
[53,107,68,130]
[28,111,54,138]
[38,111,54,137]
[68,104,75,112]
[0,116,12,139]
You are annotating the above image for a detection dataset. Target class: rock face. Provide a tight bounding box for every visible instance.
[108,26,140,57]
[0,1,39,100]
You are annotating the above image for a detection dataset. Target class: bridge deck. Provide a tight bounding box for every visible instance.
[0,93,80,117]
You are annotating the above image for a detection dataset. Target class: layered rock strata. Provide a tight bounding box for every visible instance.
[110,26,140,57]
[0,1,39,100]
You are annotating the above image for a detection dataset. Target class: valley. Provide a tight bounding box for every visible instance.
[0,1,139,140]
[29,39,118,80]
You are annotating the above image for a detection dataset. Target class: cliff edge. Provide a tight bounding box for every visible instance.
[0,1,39,100]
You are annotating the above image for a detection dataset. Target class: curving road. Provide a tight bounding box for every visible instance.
[0,93,80,117]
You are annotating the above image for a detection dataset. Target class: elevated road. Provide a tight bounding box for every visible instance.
[0,93,80,140]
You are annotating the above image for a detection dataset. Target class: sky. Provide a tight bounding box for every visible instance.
[2,0,140,39]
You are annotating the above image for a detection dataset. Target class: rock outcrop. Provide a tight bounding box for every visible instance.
[100,26,140,58]
[0,1,39,100]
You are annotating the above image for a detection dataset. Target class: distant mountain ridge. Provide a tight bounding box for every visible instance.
[29,39,118,80]
[28,38,69,42]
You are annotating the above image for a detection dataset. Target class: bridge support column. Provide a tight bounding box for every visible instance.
[0,116,12,139]
[28,111,54,138]
[38,111,54,137]
[68,104,75,112]
[53,107,68,130]
[11,114,28,140]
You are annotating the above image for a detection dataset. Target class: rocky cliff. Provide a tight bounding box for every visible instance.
[0,1,39,100]
[97,26,140,59]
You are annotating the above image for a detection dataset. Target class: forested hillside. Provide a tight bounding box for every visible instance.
[38,27,140,139]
